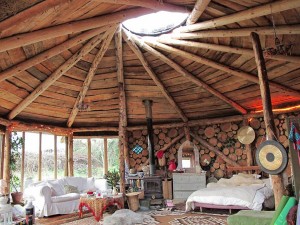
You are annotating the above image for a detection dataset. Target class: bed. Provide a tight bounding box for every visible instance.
[185,173,274,213]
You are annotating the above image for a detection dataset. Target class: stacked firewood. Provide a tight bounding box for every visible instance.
[127,114,290,178]
[127,127,183,171]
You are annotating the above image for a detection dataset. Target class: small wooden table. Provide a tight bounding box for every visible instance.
[78,194,124,222]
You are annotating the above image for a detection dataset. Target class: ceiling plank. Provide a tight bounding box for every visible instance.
[0,26,110,82]
[97,0,188,13]
[144,39,300,98]
[186,0,211,25]
[123,29,188,122]
[131,35,247,114]
[8,27,116,120]
[0,0,68,33]
[167,25,300,39]
[0,8,153,53]
[177,0,300,33]
[66,27,116,127]
[156,38,300,64]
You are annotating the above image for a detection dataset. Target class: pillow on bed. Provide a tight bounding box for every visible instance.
[237,173,261,179]
[261,178,272,189]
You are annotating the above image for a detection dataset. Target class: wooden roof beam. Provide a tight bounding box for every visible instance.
[127,103,300,130]
[144,39,300,98]
[0,0,68,34]
[0,26,110,82]
[167,25,300,39]
[66,28,116,127]
[156,38,300,64]
[7,26,116,120]
[0,117,11,127]
[186,0,211,25]
[0,8,152,52]
[123,29,188,123]
[177,0,300,33]
[97,0,188,13]
[131,35,247,114]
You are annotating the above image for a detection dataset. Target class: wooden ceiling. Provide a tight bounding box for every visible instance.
[0,0,300,128]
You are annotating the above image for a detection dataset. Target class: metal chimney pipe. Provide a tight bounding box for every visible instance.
[143,99,155,176]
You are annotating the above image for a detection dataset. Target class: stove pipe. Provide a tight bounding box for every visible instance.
[143,99,155,176]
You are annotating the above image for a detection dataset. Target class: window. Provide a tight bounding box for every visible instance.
[73,139,88,177]
[42,133,54,180]
[24,132,39,183]
[11,132,22,191]
[107,138,119,172]
[91,138,104,178]
[57,136,66,179]
[122,11,188,36]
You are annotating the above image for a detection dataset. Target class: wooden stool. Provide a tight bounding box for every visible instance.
[126,192,141,212]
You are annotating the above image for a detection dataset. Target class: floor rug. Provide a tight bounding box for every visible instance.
[168,213,228,225]
[147,209,186,216]
[62,217,98,225]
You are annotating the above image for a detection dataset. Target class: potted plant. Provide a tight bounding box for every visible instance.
[104,170,120,195]
[10,132,23,204]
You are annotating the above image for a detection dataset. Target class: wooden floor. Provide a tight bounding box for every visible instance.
[36,212,92,225]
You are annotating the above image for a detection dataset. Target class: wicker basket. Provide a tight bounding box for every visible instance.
[126,192,140,212]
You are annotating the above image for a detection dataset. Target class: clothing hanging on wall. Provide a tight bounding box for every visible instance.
[288,122,300,166]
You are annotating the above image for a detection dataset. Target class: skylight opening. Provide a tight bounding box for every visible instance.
[122,11,189,36]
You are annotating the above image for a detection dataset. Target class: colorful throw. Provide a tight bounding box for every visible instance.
[288,123,300,165]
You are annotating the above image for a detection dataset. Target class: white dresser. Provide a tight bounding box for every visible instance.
[172,172,206,200]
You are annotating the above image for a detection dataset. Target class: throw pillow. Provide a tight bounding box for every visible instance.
[47,180,65,196]
[64,185,79,194]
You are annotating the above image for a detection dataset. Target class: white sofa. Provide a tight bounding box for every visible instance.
[24,177,108,217]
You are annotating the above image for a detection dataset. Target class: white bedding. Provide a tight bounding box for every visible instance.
[186,174,273,211]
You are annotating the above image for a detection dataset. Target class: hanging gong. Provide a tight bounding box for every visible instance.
[237,126,255,144]
[256,140,288,175]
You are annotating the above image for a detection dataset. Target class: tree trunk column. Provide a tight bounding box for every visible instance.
[68,132,74,176]
[250,32,284,208]
[64,136,69,177]
[3,127,12,194]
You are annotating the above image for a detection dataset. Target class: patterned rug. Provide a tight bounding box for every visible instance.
[147,209,186,216]
[63,217,98,225]
[169,213,228,225]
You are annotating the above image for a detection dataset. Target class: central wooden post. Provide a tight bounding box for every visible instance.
[250,32,284,207]
[118,82,126,194]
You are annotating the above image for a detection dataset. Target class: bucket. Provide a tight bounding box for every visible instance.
[126,192,140,212]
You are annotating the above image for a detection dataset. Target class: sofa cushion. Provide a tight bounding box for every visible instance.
[64,177,87,193]
[51,193,80,203]
[64,185,79,194]
[47,179,65,196]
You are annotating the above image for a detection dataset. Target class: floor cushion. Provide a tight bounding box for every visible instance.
[274,197,297,225]
[270,195,290,225]
[227,210,274,225]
